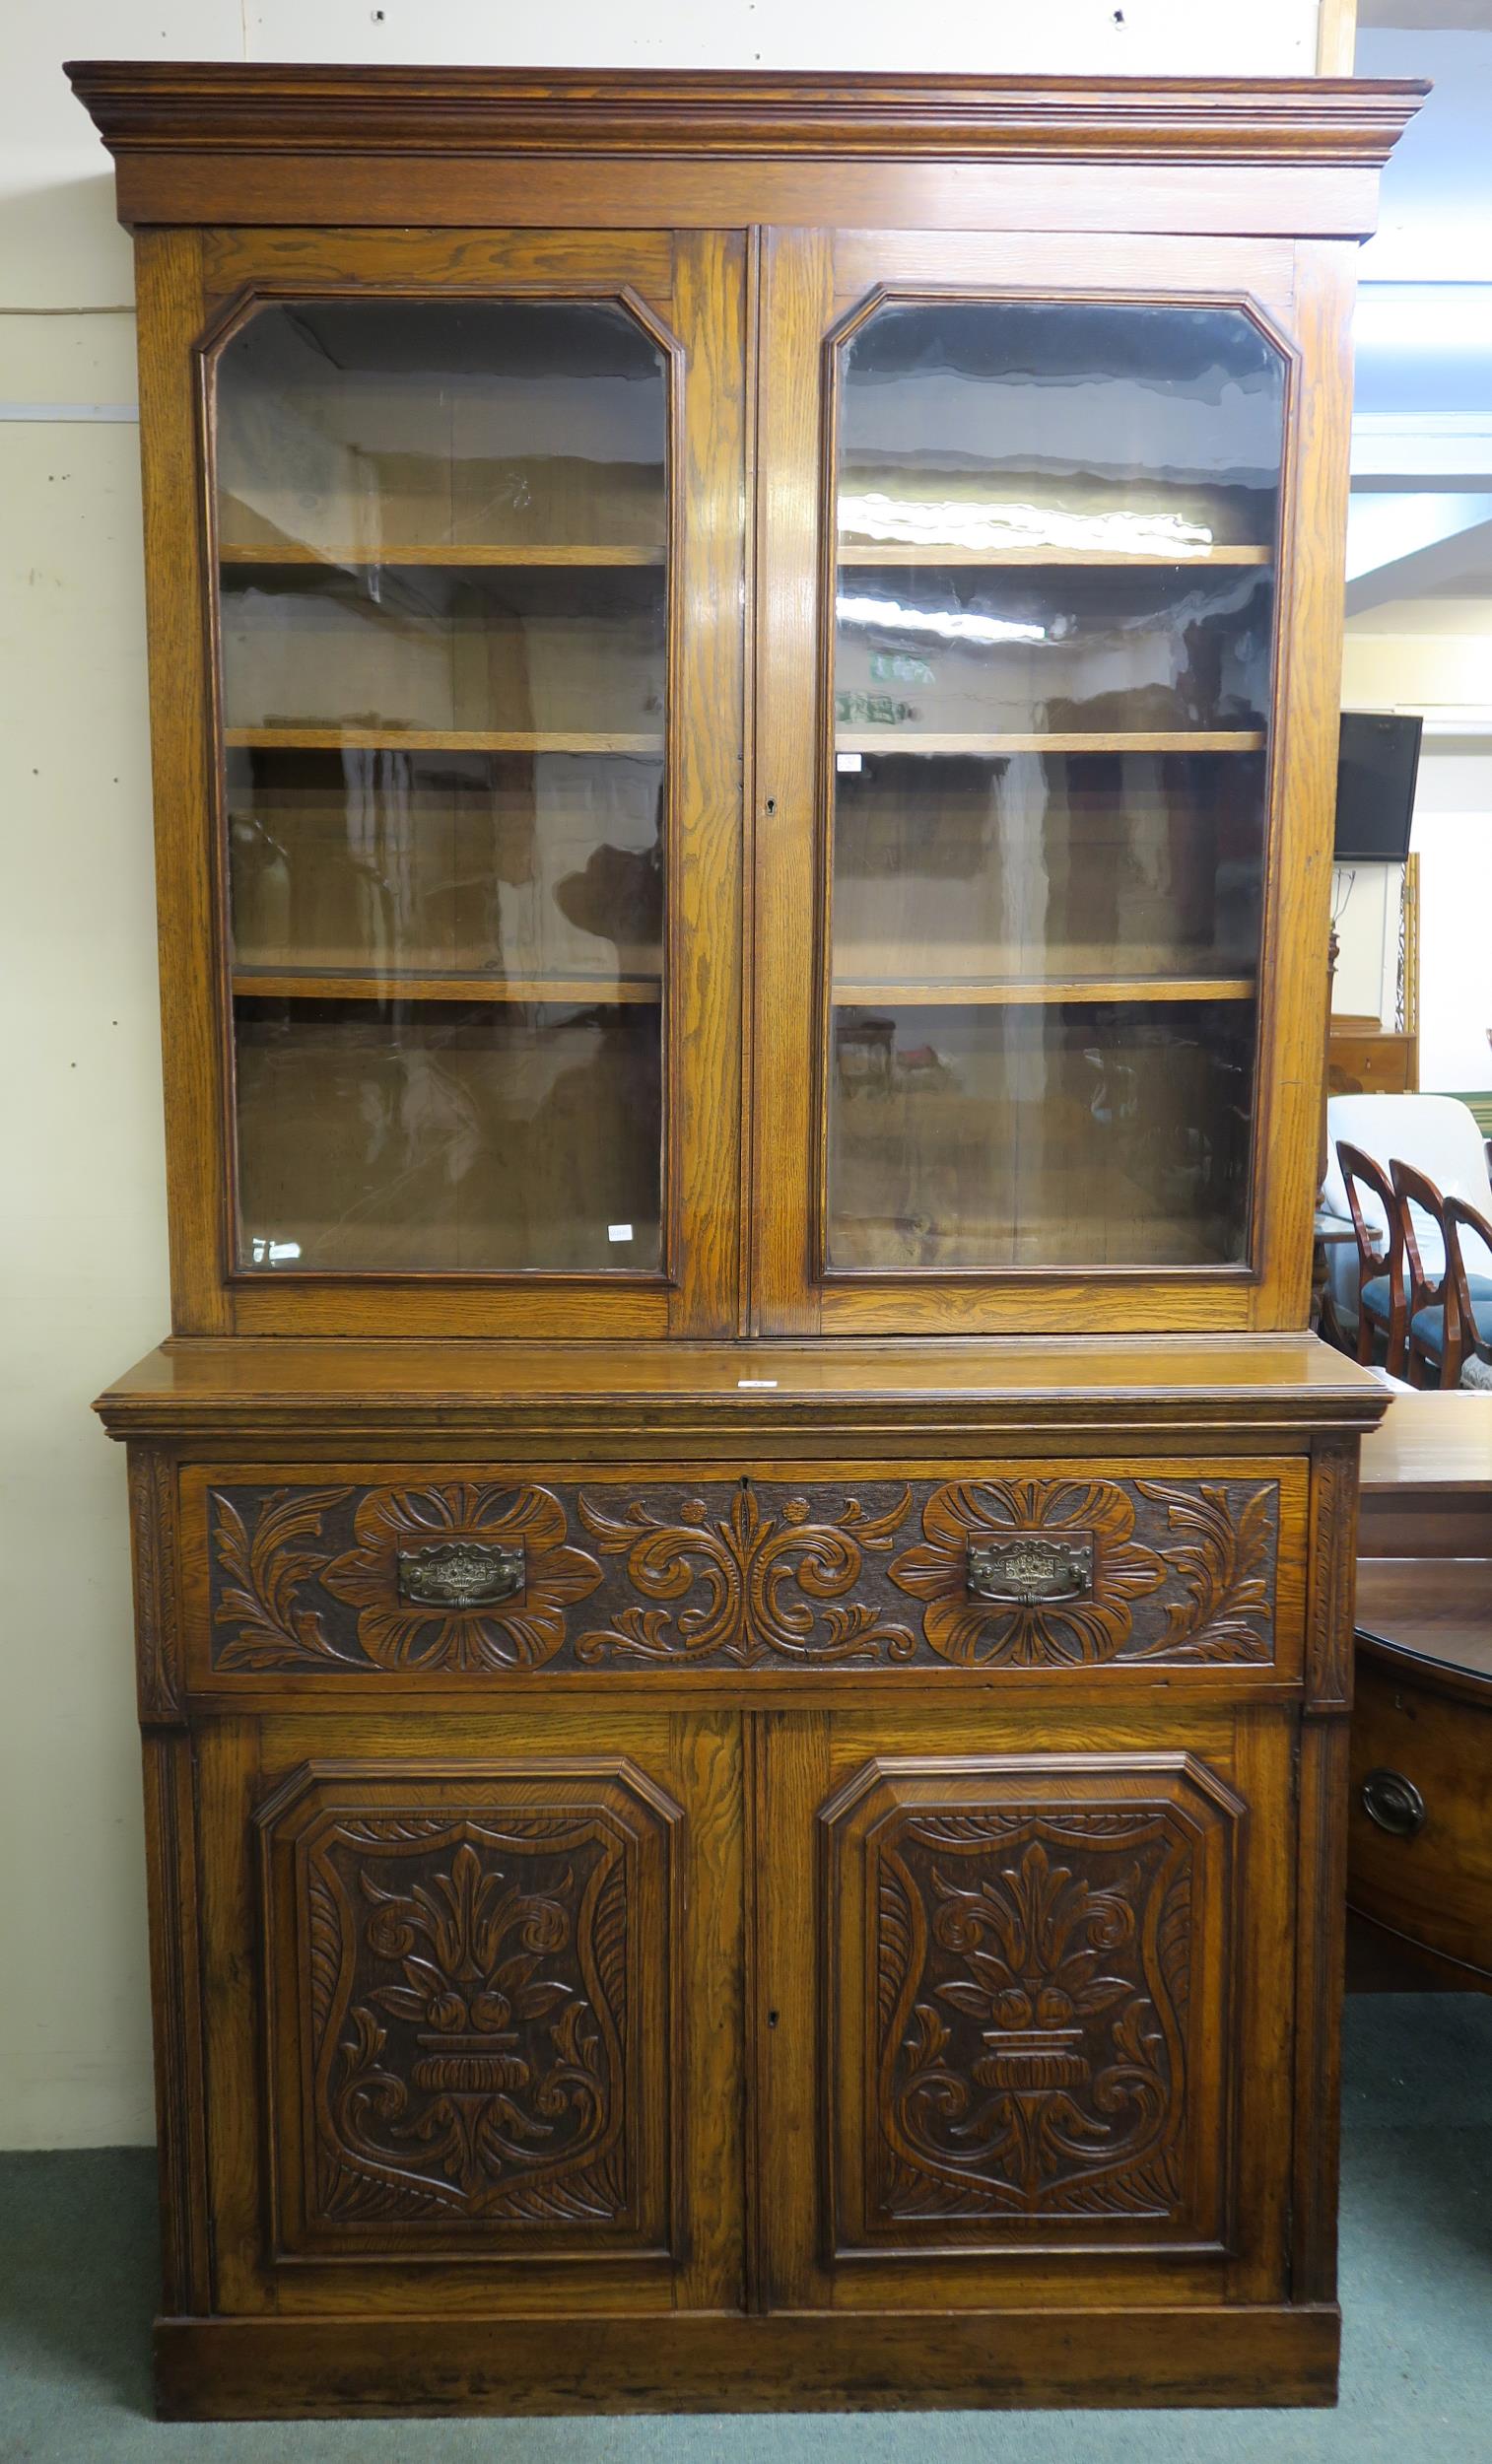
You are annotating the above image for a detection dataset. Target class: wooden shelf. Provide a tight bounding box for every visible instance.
[837,544,1272,568]
[219,542,666,568]
[232,968,662,1005]
[836,730,1266,757]
[225,728,665,755]
[832,975,1257,1007]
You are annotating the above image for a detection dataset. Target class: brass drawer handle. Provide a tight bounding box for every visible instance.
[1360,1767,1427,1839]
[967,1536,1094,1606]
[396,1541,525,1608]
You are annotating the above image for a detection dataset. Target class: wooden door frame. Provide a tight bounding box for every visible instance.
[750,226,1355,1336]
[136,222,747,1340]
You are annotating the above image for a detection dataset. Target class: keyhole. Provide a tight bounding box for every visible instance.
[765,795,777,815]
[768,2009,780,2028]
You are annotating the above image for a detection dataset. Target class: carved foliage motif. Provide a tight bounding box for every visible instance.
[887,1476,1278,1669]
[208,1474,1279,1675]
[575,1482,916,1665]
[302,1811,635,2230]
[873,1808,1198,2223]
[212,1483,603,1673]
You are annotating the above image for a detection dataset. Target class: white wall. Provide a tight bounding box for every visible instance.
[1335,609,1492,1080]
[1329,860,1402,1022]
[1,0,1333,2151]
[1412,751,1492,1092]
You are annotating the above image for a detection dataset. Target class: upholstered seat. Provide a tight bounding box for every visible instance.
[1403,1290,1492,1362]
[1361,1270,1406,1327]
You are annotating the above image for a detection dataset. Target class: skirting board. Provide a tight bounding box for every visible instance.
[155,2303,1341,2418]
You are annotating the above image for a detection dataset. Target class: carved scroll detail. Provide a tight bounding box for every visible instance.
[212,1486,355,1669]
[576,1483,916,1665]
[1129,1480,1275,1662]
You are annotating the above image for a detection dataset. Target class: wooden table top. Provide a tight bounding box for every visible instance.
[1357,1391,1492,1695]
[1360,1391,1492,1493]
[1355,1558,1492,1688]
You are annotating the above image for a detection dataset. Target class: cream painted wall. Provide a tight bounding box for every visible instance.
[0,0,1333,2150]
[1330,860,1402,1020]
[1334,608,1492,1070]
[1411,752,1492,1092]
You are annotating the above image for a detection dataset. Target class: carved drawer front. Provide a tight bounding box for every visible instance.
[198,1463,1299,1682]
[255,1761,676,2261]
[821,1755,1242,2260]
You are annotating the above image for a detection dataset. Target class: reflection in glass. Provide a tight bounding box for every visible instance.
[214,299,668,1274]
[829,1001,1255,1271]
[833,752,1265,986]
[839,300,1283,555]
[835,567,1271,741]
[827,297,1283,1273]
[236,999,662,1275]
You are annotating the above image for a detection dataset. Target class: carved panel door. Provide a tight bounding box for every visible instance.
[755,1705,1297,2312]
[194,1705,742,2315]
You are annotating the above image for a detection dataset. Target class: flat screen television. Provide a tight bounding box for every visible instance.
[1333,711,1423,862]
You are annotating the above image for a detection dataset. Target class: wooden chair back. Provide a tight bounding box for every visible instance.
[1335,1138,1404,1370]
[1390,1157,1449,1387]
[1443,1192,1492,1385]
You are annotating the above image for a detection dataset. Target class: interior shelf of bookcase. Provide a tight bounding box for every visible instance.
[831,976,1256,1006]
[224,728,665,754]
[219,543,666,567]
[835,545,1273,567]
[835,730,1266,757]
[232,969,662,1005]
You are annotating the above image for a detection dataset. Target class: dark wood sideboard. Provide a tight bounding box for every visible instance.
[1351,1394,1492,1991]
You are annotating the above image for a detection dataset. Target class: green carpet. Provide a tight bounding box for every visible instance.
[2,1993,1489,2463]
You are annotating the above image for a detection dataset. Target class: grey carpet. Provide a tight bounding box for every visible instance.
[2,1992,1489,2463]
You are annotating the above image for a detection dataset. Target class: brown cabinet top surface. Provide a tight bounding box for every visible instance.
[96,1333,1387,1442]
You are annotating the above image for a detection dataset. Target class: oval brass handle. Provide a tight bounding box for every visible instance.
[1360,1767,1427,1839]
[397,1540,525,1608]
[968,1536,1094,1606]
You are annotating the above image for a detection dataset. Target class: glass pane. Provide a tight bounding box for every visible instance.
[214,300,668,1274]
[827,299,1284,1272]
[830,1000,1255,1271]
[236,999,661,1275]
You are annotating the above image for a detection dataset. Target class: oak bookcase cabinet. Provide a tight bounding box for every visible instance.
[73,62,1420,2418]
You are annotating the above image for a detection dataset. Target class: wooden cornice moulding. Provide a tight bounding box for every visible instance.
[65,64,1427,169]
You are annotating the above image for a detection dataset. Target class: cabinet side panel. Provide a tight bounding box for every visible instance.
[1250,241,1358,1331]
[1292,1715,1349,2303]
[133,230,231,1334]
[141,1731,212,2313]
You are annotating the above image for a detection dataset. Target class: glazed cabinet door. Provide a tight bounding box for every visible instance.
[193,1706,743,2315]
[755,1705,1297,2312]
[753,226,1349,1335]
[142,224,746,1337]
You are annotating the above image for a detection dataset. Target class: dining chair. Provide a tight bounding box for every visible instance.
[1336,1139,1406,1373]
[1390,1157,1452,1388]
[1443,1192,1492,1387]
